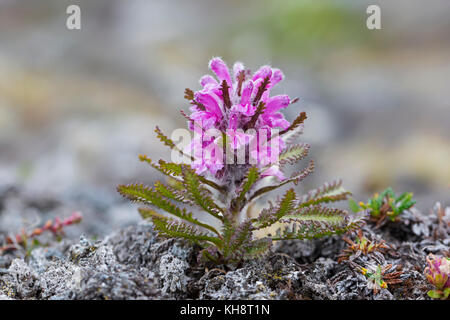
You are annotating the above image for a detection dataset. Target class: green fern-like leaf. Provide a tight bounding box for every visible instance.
[151,216,222,246]
[252,189,297,230]
[117,183,220,235]
[220,219,235,258]
[278,143,310,166]
[242,238,272,259]
[252,202,277,230]
[154,180,190,204]
[272,206,367,240]
[181,166,224,220]
[155,126,176,149]
[229,220,254,254]
[140,155,225,193]
[281,205,348,224]
[139,156,183,177]
[237,167,260,203]
[138,207,166,220]
[155,126,195,161]
[249,159,314,201]
[298,180,352,208]
[274,189,297,220]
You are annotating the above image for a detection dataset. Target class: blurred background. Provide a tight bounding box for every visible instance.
[0,0,449,239]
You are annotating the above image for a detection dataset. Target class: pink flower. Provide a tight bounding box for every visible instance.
[185,57,296,180]
[424,254,450,290]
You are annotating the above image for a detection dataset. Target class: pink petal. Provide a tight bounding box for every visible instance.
[200,75,218,88]
[270,68,284,86]
[252,65,272,82]
[209,57,232,87]
[194,91,223,119]
[240,81,254,105]
[265,95,290,113]
[261,166,285,180]
[228,112,238,130]
[231,103,254,117]
[233,62,245,81]
[264,113,290,129]
[190,111,216,129]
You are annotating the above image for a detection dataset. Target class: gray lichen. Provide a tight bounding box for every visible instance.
[0,202,448,300]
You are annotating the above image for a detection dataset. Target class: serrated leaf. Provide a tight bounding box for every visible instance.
[278,143,310,166]
[252,189,297,229]
[139,155,183,177]
[284,125,305,146]
[252,203,277,230]
[229,220,254,254]
[154,180,190,204]
[237,167,260,203]
[271,206,367,240]
[221,219,234,258]
[243,238,272,259]
[275,189,297,220]
[155,126,176,149]
[281,206,347,224]
[249,160,314,202]
[298,180,352,208]
[152,216,222,247]
[181,166,224,220]
[139,156,225,193]
[117,183,220,235]
[138,207,166,220]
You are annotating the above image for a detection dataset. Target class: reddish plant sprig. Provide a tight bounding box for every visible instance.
[1,211,82,253]
[338,230,390,263]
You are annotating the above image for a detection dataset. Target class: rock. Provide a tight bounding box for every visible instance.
[159,253,190,294]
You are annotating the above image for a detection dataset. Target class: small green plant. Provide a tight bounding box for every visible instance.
[337,230,390,263]
[118,58,366,265]
[348,187,416,226]
[424,254,450,300]
[360,264,403,294]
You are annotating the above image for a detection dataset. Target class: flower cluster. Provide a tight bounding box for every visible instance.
[184,57,293,180]
[424,254,450,299]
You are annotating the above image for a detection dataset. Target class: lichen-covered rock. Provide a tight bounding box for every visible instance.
[159,253,191,293]
[0,223,166,299]
[197,256,301,300]
[1,258,39,299]
[0,202,448,300]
